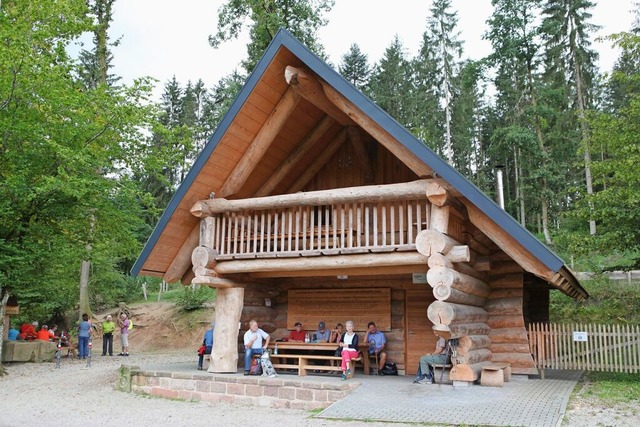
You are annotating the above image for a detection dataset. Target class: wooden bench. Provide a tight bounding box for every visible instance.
[432,363,453,384]
[480,362,511,387]
[270,354,362,377]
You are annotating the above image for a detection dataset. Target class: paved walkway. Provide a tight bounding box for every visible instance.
[316,370,583,427]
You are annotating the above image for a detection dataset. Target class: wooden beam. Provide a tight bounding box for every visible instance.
[218,87,301,198]
[286,127,347,193]
[347,126,374,183]
[425,181,450,207]
[430,204,450,233]
[213,252,429,275]
[163,223,200,283]
[464,200,555,281]
[192,179,434,217]
[249,263,427,278]
[192,275,238,289]
[319,79,433,177]
[254,115,336,197]
[285,65,354,126]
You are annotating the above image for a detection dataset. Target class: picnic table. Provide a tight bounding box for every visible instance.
[266,341,370,376]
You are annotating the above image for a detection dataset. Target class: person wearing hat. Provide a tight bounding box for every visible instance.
[286,321,305,342]
[198,321,215,370]
[314,321,330,343]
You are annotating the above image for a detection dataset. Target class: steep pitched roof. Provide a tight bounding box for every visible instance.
[132,29,586,301]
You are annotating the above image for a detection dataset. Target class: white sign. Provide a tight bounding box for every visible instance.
[573,331,588,342]
[412,273,427,284]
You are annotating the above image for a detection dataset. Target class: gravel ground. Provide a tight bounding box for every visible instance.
[0,350,400,427]
[1,350,636,427]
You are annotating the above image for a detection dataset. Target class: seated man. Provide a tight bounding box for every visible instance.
[287,322,306,342]
[243,319,270,375]
[413,330,448,384]
[364,321,387,374]
[313,321,330,342]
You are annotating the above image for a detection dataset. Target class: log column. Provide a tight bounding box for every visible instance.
[209,287,245,373]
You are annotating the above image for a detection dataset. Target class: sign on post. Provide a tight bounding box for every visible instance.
[573,331,588,342]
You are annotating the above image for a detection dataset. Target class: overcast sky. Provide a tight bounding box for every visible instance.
[109,0,636,98]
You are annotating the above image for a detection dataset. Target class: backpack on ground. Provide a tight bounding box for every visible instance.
[381,362,398,375]
[249,355,262,375]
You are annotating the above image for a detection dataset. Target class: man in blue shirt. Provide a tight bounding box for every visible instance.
[313,321,331,342]
[364,321,387,374]
[198,321,215,370]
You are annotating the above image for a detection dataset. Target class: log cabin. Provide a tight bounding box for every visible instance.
[132,29,587,380]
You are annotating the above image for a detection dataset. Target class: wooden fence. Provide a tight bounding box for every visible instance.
[528,323,640,373]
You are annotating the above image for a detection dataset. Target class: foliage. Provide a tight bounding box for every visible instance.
[338,43,370,90]
[208,0,334,73]
[175,286,216,312]
[575,371,640,405]
[0,0,154,321]
[550,277,640,324]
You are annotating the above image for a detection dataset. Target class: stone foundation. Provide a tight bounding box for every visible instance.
[124,367,359,410]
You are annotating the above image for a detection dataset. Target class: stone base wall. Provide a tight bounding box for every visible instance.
[128,368,359,410]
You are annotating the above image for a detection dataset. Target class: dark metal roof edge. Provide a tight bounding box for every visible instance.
[131,32,289,277]
[133,29,578,292]
[277,30,566,273]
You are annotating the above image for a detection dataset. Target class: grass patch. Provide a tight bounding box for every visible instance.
[575,371,640,405]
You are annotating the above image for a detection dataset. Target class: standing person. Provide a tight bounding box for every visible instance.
[329,323,344,344]
[338,320,359,381]
[117,313,130,356]
[243,319,270,375]
[413,330,448,384]
[313,321,330,342]
[198,321,215,370]
[101,315,115,356]
[364,321,387,374]
[77,314,92,359]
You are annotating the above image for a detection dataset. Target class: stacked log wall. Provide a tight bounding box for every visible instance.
[487,257,537,374]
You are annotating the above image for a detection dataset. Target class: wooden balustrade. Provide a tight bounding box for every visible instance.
[208,200,430,259]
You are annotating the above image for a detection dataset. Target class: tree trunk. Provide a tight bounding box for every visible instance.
[79,260,93,321]
[0,289,9,375]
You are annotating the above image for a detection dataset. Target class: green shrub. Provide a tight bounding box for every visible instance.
[175,286,215,311]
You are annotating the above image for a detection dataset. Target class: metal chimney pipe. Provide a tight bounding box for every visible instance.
[495,165,505,210]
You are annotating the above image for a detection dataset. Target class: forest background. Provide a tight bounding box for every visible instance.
[1,0,640,329]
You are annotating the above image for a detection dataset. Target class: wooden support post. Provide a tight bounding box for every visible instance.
[430,205,450,234]
[209,287,245,373]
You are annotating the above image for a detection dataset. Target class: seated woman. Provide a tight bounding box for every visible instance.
[329,323,344,344]
[338,320,359,381]
[36,325,51,341]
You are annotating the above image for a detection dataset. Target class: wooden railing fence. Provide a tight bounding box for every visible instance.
[528,323,640,373]
[209,200,430,258]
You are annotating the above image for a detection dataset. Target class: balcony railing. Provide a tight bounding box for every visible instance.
[208,199,430,260]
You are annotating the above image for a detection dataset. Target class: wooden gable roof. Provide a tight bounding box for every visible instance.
[132,29,587,301]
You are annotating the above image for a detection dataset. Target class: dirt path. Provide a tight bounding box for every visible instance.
[0,350,400,427]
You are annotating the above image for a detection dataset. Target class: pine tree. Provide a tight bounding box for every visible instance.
[78,0,120,89]
[541,0,600,235]
[209,0,334,73]
[423,0,463,164]
[367,36,413,125]
[338,43,370,90]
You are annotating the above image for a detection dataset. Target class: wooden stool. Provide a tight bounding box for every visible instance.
[480,363,511,387]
